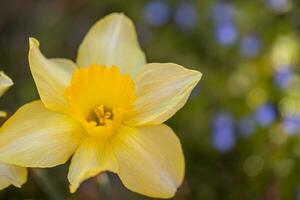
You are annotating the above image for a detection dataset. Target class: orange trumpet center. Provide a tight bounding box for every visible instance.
[65,65,135,138]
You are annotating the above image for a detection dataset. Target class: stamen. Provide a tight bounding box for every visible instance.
[93,105,113,126]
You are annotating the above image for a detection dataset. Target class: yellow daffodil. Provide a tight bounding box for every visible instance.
[0,72,27,190]
[0,13,201,198]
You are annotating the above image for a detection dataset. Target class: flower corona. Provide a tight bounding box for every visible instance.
[65,65,135,138]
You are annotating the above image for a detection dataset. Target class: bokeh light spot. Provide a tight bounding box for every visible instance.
[243,155,264,177]
[175,3,198,31]
[255,103,276,127]
[240,35,261,58]
[282,114,300,135]
[144,1,170,27]
[215,22,237,46]
[273,66,293,89]
[266,0,291,12]
[211,112,235,153]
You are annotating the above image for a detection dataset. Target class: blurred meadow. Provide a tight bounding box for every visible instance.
[1,0,300,199]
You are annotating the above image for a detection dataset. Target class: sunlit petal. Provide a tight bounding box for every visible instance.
[112,124,184,198]
[76,13,146,79]
[28,38,77,113]
[68,137,118,193]
[125,63,202,125]
[0,100,86,167]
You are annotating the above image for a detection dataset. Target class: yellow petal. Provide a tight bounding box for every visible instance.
[28,38,77,113]
[0,180,10,190]
[0,71,13,98]
[0,100,86,167]
[125,63,202,125]
[68,137,118,193]
[112,124,185,198]
[0,161,27,190]
[76,13,146,79]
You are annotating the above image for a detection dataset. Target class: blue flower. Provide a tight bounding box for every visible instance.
[144,1,170,27]
[211,2,234,24]
[282,115,300,135]
[215,22,237,46]
[240,35,261,58]
[175,3,198,31]
[212,112,235,153]
[273,66,293,89]
[255,103,276,127]
[266,0,289,11]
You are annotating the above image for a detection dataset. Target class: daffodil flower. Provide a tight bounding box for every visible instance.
[0,13,201,198]
[0,72,27,190]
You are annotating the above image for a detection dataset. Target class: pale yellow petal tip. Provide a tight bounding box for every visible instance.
[7,170,27,189]
[107,12,125,18]
[13,179,27,189]
[69,183,78,193]
[0,71,13,98]
[13,183,22,188]
[194,70,203,81]
[0,71,13,87]
[186,68,202,86]
[29,37,40,50]
[102,12,132,25]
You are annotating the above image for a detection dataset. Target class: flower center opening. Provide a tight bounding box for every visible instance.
[89,105,113,126]
[65,65,135,138]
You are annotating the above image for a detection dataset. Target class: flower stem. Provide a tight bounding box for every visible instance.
[31,169,66,200]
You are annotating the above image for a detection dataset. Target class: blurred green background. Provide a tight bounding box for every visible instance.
[1,0,300,199]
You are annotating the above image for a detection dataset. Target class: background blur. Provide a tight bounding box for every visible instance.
[0,0,300,199]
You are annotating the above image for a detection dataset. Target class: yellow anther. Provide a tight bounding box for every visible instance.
[99,105,105,116]
[93,105,113,126]
[104,112,112,119]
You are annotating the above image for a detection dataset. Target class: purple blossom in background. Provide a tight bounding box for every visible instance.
[211,2,234,24]
[273,66,293,89]
[255,103,277,127]
[215,22,237,46]
[175,3,197,31]
[212,112,236,153]
[211,2,237,46]
[240,35,261,58]
[144,1,170,27]
[266,0,288,11]
[282,115,300,135]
